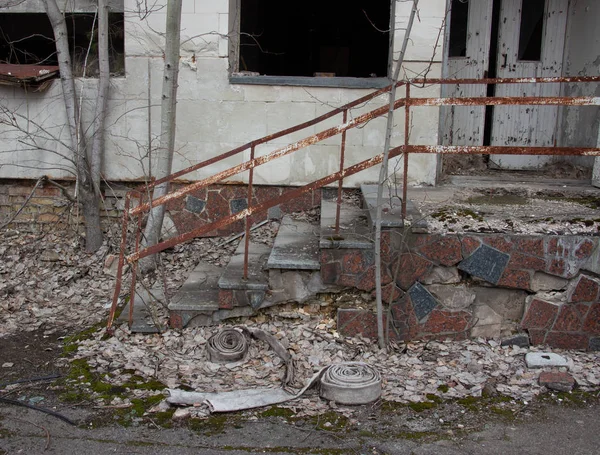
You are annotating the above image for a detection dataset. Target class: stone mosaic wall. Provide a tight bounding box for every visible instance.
[330,232,600,350]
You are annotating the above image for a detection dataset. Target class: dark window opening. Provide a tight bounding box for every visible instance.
[448,0,469,58]
[238,0,390,78]
[517,0,544,61]
[0,13,125,77]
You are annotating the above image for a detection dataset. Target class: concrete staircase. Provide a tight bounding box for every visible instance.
[124,185,423,331]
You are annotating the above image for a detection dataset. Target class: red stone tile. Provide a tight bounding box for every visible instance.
[545,332,589,350]
[521,299,559,330]
[342,251,373,275]
[356,266,376,291]
[484,236,514,253]
[376,283,404,303]
[461,236,481,257]
[206,190,230,221]
[539,371,575,392]
[583,303,600,334]
[547,258,566,277]
[575,239,596,259]
[320,261,341,285]
[280,189,314,213]
[394,253,433,291]
[390,298,418,340]
[254,185,282,205]
[553,305,585,332]
[412,234,435,249]
[546,237,564,256]
[338,309,380,339]
[515,238,544,257]
[170,313,184,329]
[508,252,546,271]
[419,236,462,266]
[421,309,471,334]
[498,269,531,290]
[339,274,358,287]
[219,290,234,309]
[569,275,600,303]
[528,329,547,345]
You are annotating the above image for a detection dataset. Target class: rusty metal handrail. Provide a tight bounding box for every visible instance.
[107,75,600,333]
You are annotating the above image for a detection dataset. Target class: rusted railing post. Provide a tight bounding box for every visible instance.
[243,145,256,280]
[106,192,131,333]
[128,199,144,328]
[402,85,410,219]
[335,109,348,234]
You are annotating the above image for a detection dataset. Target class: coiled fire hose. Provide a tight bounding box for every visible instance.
[206,328,248,363]
[319,362,382,405]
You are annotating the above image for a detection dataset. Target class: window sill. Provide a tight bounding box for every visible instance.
[229,75,390,89]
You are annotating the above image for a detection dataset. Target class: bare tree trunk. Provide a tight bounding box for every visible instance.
[140,0,182,272]
[90,0,110,194]
[44,0,103,252]
[374,0,419,350]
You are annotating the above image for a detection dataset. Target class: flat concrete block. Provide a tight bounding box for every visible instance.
[320,198,372,249]
[525,352,570,370]
[118,286,166,333]
[169,262,222,312]
[427,284,475,311]
[267,216,320,270]
[531,272,569,292]
[218,240,270,291]
[408,282,439,322]
[458,244,510,285]
[360,184,427,231]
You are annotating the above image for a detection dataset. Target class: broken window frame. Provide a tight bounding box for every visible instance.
[0,1,125,79]
[227,0,394,89]
[516,0,546,62]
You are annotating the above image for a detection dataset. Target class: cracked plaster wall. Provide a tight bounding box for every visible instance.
[0,0,445,187]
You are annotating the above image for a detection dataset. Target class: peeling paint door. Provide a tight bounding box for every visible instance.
[441,0,494,146]
[489,0,569,169]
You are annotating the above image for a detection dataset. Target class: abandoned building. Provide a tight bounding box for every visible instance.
[0,0,599,349]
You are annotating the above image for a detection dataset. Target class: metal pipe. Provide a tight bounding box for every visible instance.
[243,146,255,280]
[335,109,348,233]
[128,210,144,328]
[402,85,410,219]
[106,193,131,332]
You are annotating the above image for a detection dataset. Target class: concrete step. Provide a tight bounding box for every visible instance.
[119,286,167,333]
[218,240,270,310]
[267,215,320,270]
[360,184,428,232]
[168,262,221,328]
[319,190,372,249]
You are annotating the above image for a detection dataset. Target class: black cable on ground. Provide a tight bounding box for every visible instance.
[0,396,76,426]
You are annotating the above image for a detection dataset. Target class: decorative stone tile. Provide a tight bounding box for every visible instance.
[575,239,595,259]
[547,237,566,256]
[515,238,544,257]
[568,275,600,303]
[521,298,559,330]
[394,253,433,290]
[483,236,514,254]
[185,195,206,214]
[230,198,248,214]
[497,269,531,290]
[342,250,374,275]
[528,329,547,345]
[421,309,471,334]
[583,303,600,334]
[218,289,234,309]
[376,283,404,303]
[419,237,462,266]
[552,305,585,332]
[508,253,546,271]
[458,244,510,285]
[545,332,589,350]
[547,258,566,277]
[461,236,481,257]
[589,337,600,351]
[337,309,392,340]
[408,282,439,322]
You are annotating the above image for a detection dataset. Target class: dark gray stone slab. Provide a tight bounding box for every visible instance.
[169,262,222,312]
[267,216,320,270]
[230,198,248,214]
[458,244,510,285]
[320,198,372,249]
[185,195,206,213]
[118,287,166,333]
[360,184,428,232]
[408,282,439,322]
[589,337,600,351]
[500,333,530,348]
[218,240,270,291]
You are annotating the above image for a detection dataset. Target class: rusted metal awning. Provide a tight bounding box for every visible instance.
[0,64,60,92]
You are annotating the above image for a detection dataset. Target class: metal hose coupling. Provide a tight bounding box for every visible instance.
[206,328,248,363]
[319,362,382,405]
